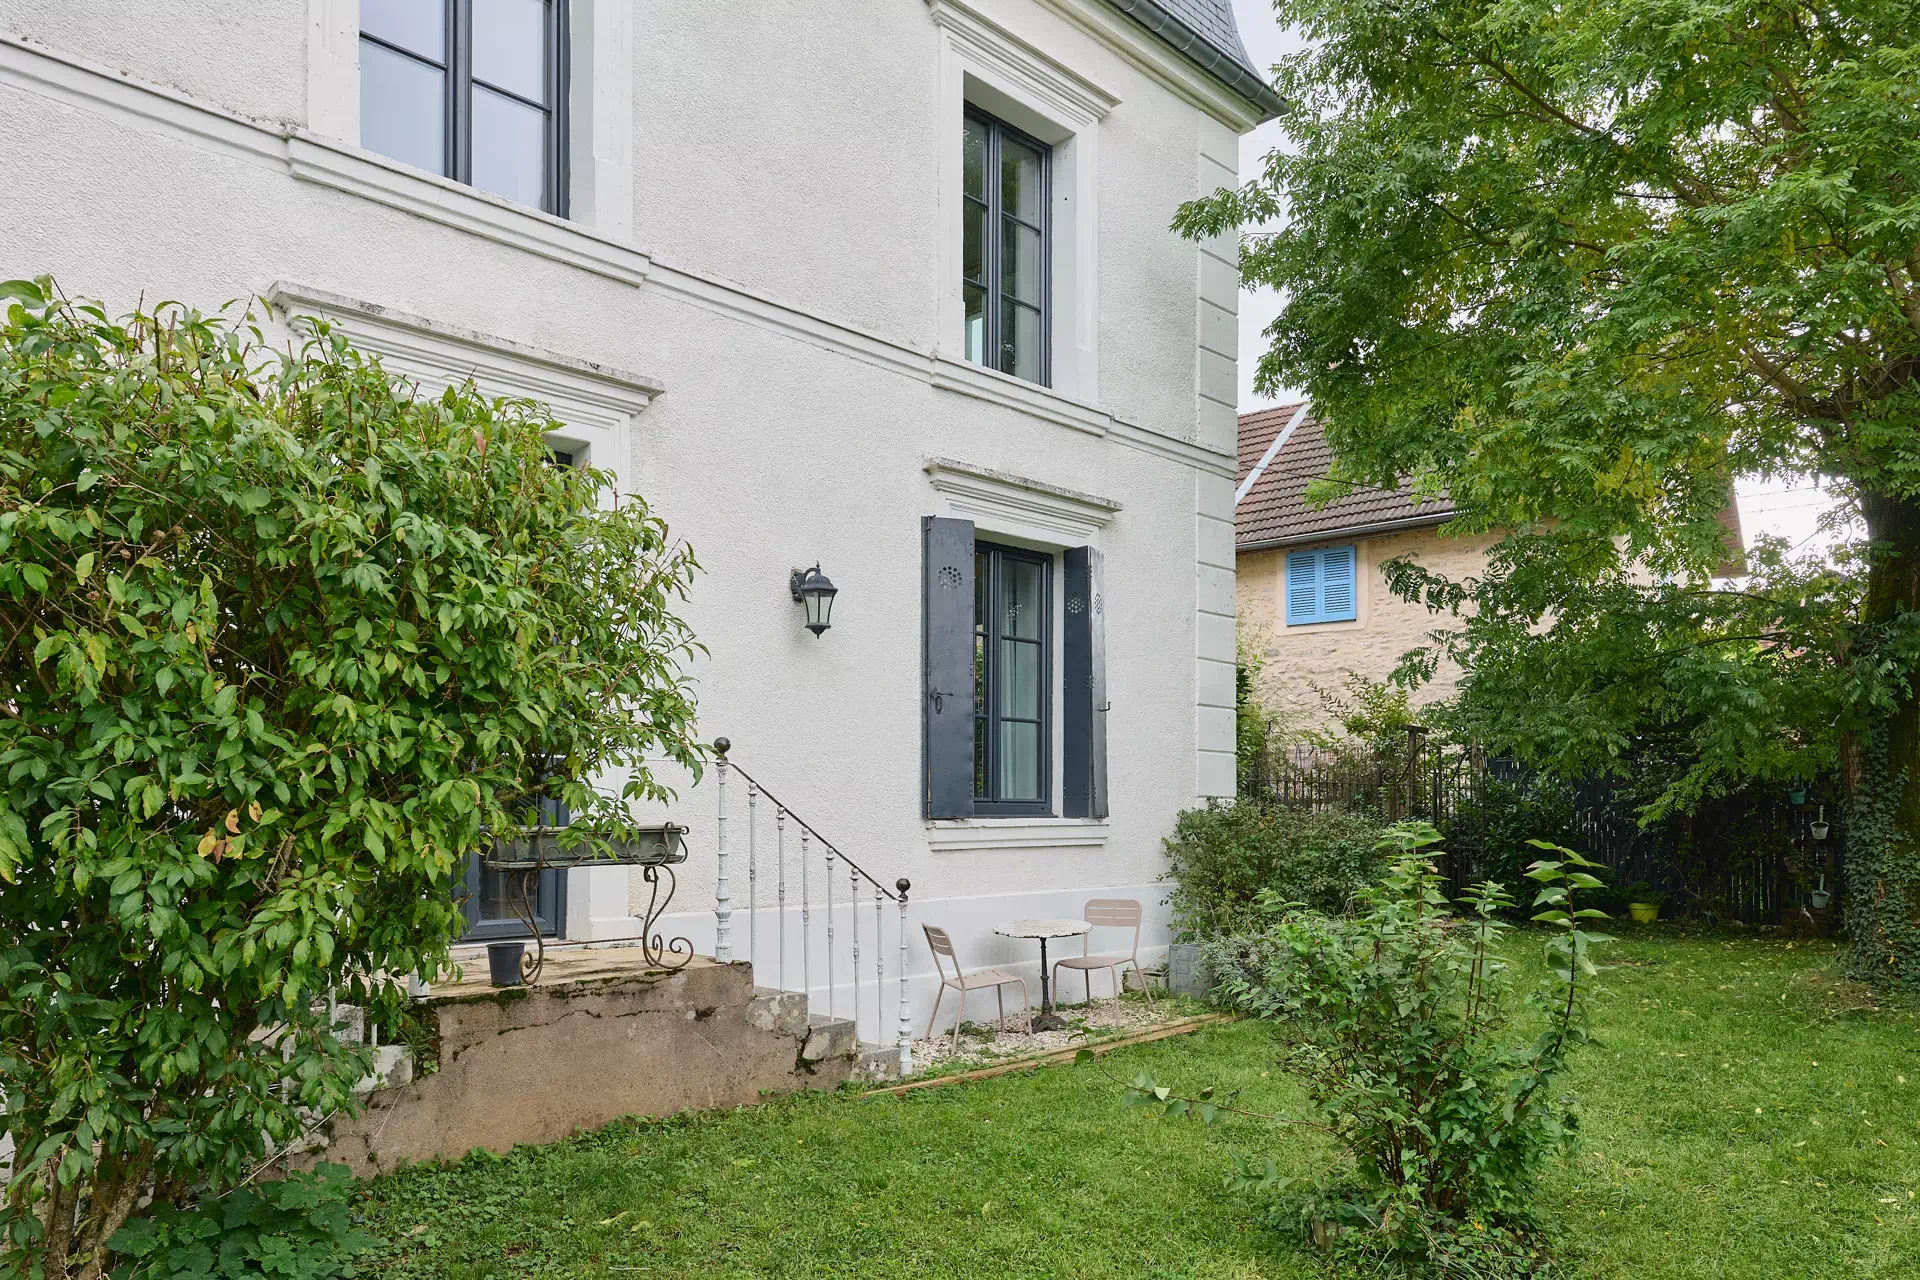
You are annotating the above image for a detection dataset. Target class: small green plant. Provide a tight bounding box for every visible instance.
[105,1165,378,1279]
[1160,801,1386,938]
[1625,881,1668,909]
[1099,823,1611,1275]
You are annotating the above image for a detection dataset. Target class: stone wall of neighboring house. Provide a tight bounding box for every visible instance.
[1237,524,1501,730]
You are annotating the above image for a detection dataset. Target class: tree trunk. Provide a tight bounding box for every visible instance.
[1847,490,1920,989]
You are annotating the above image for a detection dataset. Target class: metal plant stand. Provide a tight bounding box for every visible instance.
[485,824,693,984]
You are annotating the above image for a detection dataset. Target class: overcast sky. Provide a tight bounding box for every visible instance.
[1220,0,1847,556]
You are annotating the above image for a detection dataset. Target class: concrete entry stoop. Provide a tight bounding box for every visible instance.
[301,950,893,1176]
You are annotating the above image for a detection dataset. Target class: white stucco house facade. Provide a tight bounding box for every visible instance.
[0,0,1277,1046]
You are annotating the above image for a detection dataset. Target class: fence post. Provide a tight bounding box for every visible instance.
[713,738,731,964]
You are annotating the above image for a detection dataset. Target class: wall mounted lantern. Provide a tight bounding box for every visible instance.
[790,564,838,637]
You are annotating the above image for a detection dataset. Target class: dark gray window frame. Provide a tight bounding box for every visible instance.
[459,795,568,941]
[963,107,1053,387]
[360,0,570,217]
[973,541,1054,817]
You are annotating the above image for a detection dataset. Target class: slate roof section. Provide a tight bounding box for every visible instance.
[1104,0,1286,120]
[1235,403,1457,549]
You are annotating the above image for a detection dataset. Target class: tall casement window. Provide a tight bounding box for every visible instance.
[924,518,1106,822]
[963,109,1051,385]
[360,0,569,215]
[973,542,1052,814]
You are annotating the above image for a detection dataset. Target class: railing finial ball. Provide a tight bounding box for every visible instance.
[714,737,731,757]
[896,877,910,898]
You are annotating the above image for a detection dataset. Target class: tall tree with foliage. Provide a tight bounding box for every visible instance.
[1180,0,1920,985]
[0,281,702,1278]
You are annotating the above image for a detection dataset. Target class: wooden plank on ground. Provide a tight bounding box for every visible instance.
[860,1012,1237,1098]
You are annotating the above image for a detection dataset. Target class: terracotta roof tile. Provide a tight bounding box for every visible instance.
[1235,404,1456,548]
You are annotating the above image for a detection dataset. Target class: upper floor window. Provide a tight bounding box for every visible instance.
[360,0,569,215]
[1285,545,1358,625]
[963,109,1051,386]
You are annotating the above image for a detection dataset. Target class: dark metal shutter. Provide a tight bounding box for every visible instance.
[923,516,976,819]
[1063,545,1108,819]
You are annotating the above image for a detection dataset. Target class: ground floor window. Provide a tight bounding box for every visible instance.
[972,541,1052,814]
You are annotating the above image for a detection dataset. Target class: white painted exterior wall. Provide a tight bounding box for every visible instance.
[0,0,1257,1039]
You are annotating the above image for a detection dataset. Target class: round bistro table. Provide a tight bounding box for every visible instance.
[995,917,1092,1031]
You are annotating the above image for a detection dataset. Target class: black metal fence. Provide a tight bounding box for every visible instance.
[1242,735,1844,926]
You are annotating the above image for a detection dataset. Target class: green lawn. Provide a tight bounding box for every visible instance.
[358,933,1919,1278]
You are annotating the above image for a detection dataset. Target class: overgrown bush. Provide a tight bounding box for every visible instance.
[1161,801,1385,938]
[1118,823,1609,1276]
[104,1164,375,1279]
[0,281,703,1278]
[1439,773,1590,908]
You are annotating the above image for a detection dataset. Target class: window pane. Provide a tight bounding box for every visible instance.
[472,86,547,206]
[362,0,445,60]
[964,200,985,285]
[361,39,446,175]
[473,0,548,102]
[1003,557,1043,639]
[964,284,986,365]
[999,640,1041,719]
[1001,135,1044,224]
[1002,220,1042,307]
[963,117,987,200]
[998,721,1042,801]
[1000,300,1043,382]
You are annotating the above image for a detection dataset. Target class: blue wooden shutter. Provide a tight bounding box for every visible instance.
[1320,546,1357,620]
[1063,546,1107,819]
[1286,546,1357,624]
[1285,550,1320,624]
[923,516,976,819]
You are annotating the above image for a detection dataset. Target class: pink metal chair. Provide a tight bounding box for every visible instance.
[922,924,1031,1051]
[1053,899,1151,1006]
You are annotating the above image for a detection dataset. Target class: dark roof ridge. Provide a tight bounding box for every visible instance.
[1103,0,1287,120]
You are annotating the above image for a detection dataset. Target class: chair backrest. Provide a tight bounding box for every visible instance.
[1084,898,1143,958]
[923,924,960,982]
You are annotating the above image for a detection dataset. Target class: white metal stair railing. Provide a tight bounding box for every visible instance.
[710,738,913,1076]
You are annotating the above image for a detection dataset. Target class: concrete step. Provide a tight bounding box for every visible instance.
[853,1041,905,1084]
[799,1013,856,1063]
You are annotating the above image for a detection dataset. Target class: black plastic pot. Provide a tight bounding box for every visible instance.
[487,940,527,987]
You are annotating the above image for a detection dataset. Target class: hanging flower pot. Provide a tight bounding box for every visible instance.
[1809,805,1829,841]
[1788,786,1807,806]
[1810,875,1832,910]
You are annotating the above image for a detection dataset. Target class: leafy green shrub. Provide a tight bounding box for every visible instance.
[0,281,703,1277]
[1440,773,1589,906]
[106,1165,376,1279]
[1127,823,1610,1275]
[1161,800,1385,938]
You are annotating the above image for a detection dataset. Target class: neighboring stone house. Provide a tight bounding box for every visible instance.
[2,0,1279,1135]
[1236,403,1743,731]
[1236,402,1496,727]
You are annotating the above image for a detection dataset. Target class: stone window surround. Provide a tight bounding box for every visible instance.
[306,0,633,240]
[929,0,1116,407]
[922,458,1118,851]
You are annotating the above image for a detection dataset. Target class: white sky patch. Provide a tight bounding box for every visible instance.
[1735,474,1856,561]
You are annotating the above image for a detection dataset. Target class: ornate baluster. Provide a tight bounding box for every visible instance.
[825,845,837,1021]
[849,862,860,1040]
[873,884,884,1046]
[896,878,912,1076]
[799,826,812,1009]
[775,806,787,991]
[714,738,731,964]
[746,781,759,974]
